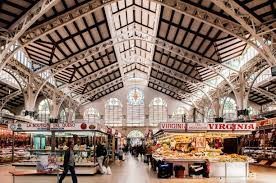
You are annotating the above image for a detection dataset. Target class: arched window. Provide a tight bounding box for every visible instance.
[172,107,186,122]
[248,106,259,117]
[206,108,214,122]
[222,97,237,121]
[59,108,66,123]
[149,97,167,126]
[83,107,100,122]
[105,98,123,126]
[38,99,51,122]
[127,88,144,126]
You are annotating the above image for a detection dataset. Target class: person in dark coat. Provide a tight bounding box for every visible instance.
[59,141,78,183]
[96,142,107,174]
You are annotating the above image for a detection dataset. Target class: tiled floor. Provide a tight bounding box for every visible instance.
[1,155,276,183]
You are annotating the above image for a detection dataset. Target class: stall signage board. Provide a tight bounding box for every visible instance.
[50,123,78,131]
[160,122,256,131]
[50,122,98,131]
[160,123,186,130]
[8,123,50,131]
[187,123,208,131]
[207,123,256,131]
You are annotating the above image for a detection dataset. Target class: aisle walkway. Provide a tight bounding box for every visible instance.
[1,155,276,183]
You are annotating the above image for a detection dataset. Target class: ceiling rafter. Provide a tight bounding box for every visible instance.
[60,62,120,91]
[251,87,276,103]
[153,0,276,69]
[0,0,60,71]
[0,90,22,110]
[150,67,214,102]
[19,0,118,45]
[79,77,123,101]
[210,0,276,66]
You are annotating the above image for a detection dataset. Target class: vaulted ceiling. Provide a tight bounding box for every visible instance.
[0,0,275,109]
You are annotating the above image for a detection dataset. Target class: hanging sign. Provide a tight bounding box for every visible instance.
[9,123,50,131]
[160,123,186,130]
[207,123,256,131]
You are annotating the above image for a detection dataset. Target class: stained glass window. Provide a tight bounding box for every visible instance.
[38,99,51,122]
[105,98,123,126]
[127,130,144,138]
[149,97,167,126]
[222,97,237,121]
[127,88,144,126]
[83,107,100,122]
[127,88,144,105]
[172,107,186,122]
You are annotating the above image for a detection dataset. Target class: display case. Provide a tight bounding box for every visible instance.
[12,149,98,175]
[243,147,276,160]
[0,147,30,163]
[8,122,113,175]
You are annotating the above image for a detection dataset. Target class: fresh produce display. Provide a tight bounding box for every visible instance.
[153,134,253,163]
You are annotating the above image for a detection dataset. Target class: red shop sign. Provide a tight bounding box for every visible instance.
[207,123,256,131]
[160,123,186,130]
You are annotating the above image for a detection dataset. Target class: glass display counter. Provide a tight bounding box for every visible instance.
[12,149,98,175]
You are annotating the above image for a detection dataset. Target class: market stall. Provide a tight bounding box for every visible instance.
[8,122,110,175]
[242,118,276,167]
[151,122,256,178]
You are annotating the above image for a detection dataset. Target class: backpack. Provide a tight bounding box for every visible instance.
[97,145,107,157]
[102,147,107,156]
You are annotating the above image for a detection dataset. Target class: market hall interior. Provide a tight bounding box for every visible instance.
[1,155,276,183]
[0,0,276,182]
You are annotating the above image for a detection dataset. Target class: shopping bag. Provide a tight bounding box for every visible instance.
[106,166,112,175]
[102,166,107,174]
[104,156,109,166]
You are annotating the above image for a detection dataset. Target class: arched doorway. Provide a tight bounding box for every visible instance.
[127,130,144,147]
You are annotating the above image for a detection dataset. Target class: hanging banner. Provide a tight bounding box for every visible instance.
[160,123,186,130]
[9,123,50,131]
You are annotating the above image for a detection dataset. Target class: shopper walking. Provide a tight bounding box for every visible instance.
[59,141,78,183]
[96,142,107,174]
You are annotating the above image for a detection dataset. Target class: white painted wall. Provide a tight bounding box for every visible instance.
[79,85,192,119]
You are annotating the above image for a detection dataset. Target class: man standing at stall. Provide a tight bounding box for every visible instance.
[59,141,78,183]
